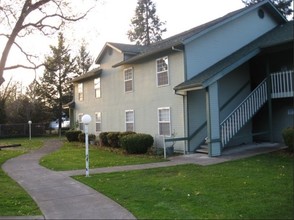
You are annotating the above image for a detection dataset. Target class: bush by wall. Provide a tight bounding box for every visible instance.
[282,127,294,152]
[107,132,121,148]
[120,133,154,154]
[99,132,109,146]
[78,133,96,143]
[65,130,82,142]
[118,131,136,139]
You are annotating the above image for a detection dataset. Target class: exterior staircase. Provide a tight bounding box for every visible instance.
[196,70,293,154]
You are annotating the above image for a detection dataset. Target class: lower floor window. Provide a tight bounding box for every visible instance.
[125,110,134,131]
[158,107,171,136]
[78,113,83,131]
[95,112,102,132]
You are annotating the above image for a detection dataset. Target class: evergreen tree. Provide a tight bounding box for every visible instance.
[24,79,52,123]
[76,41,93,76]
[0,79,17,124]
[242,0,293,18]
[127,0,167,45]
[39,33,76,135]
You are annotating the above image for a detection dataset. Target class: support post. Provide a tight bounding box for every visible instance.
[266,58,273,142]
[206,82,221,156]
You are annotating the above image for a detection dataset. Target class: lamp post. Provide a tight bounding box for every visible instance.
[28,121,32,140]
[82,114,92,177]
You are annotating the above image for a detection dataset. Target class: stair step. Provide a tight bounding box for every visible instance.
[196,148,208,154]
[200,144,208,149]
[196,145,208,154]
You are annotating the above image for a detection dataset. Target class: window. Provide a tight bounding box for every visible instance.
[124,68,133,92]
[125,110,134,131]
[78,83,83,101]
[94,78,101,98]
[158,107,171,136]
[156,57,169,86]
[78,113,83,130]
[95,112,102,132]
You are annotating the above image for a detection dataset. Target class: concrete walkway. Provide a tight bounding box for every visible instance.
[2,140,136,220]
[60,142,286,177]
[2,140,285,219]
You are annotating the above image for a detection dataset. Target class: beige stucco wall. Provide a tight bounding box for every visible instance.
[74,49,186,152]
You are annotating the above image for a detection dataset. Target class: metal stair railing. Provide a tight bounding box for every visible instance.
[220,78,268,147]
[271,70,294,98]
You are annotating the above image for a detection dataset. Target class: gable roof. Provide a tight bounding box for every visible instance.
[174,20,293,92]
[72,67,102,83]
[111,0,286,67]
[95,42,146,64]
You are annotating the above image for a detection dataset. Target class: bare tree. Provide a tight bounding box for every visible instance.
[0,0,96,85]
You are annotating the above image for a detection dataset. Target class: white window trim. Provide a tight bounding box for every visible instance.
[156,56,169,87]
[78,83,84,101]
[78,113,84,131]
[95,112,102,132]
[94,78,101,98]
[158,107,171,136]
[124,67,133,93]
[125,110,134,131]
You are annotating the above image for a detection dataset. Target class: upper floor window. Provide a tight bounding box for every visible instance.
[94,78,101,98]
[95,112,102,132]
[158,107,171,136]
[78,83,83,101]
[125,110,134,131]
[124,68,133,92]
[156,57,169,86]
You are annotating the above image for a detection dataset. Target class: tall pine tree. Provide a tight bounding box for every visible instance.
[40,33,76,135]
[127,0,167,45]
[242,0,293,18]
[76,41,93,76]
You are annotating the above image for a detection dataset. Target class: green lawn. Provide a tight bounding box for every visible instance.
[40,141,165,171]
[0,138,44,216]
[74,151,294,219]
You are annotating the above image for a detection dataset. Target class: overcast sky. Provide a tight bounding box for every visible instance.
[3,0,246,86]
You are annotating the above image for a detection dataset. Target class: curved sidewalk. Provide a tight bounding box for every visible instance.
[2,139,136,220]
[2,139,285,219]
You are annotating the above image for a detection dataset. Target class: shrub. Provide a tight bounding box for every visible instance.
[120,133,154,154]
[78,133,96,143]
[107,132,121,148]
[118,131,136,139]
[89,134,96,143]
[99,132,109,146]
[282,127,294,152]
[65,130,82,142]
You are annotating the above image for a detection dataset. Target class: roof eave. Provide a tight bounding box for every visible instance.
[183,0,287,45]
[113,43,184,67]
[72,68,102,83]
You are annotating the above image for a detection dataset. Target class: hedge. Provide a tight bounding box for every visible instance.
[65,130,82,142]
[99,132,109,146]
[120,133,154,154]
[99,131,136,148]
[78,133,96,143]
[282,127,294,152]
[107,132,121,148]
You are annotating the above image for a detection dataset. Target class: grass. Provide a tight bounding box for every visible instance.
[0,137,44,216]
[40,141,165,171]
[74,151,294,219]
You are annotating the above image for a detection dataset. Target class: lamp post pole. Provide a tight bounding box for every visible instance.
[28,121,32,140]
[82,114,92,177]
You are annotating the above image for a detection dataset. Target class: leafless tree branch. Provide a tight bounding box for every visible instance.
[0,0,97,85]
[4,63,44,71]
